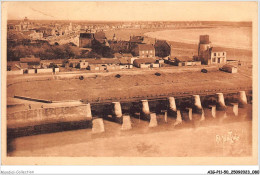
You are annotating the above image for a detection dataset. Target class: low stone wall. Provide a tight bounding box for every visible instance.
[14,95,52,103]
[7,104,90,128]
[37,68,53,74]
[7,70,23,75]
[151,63,160,68]
[28,69,35,74]
[178,61,201,66]
[54,68,59,72]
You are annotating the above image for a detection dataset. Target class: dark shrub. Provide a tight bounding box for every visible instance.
[201,69,208,73]
[115,74,121,78]
[79,76,84,80]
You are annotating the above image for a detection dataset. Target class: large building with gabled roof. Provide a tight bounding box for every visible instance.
[132,44,155,58]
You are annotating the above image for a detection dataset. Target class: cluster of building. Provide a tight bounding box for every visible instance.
[8,18,76,38]
[79,30,226,67]
[7,18,227,65]
[8,18,204,33]
[7,56,60,75]
[8,18,205,46]
[7,17,228,74]
[161,35,227,67]
[7,33,227,75]
[79,31,172,57]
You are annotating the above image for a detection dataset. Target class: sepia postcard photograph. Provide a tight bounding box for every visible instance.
[1,1,258,166]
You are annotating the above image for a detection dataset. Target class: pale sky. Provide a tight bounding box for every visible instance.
[3,1,257,21]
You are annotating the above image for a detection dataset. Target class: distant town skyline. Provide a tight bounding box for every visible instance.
[3,1,257,21]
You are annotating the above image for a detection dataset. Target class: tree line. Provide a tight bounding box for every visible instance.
[7,32,114,61]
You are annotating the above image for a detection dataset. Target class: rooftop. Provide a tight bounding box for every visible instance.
[133,58,156,64]
[94,31,106,40]
[41,59,65,64]
[122,53,133,57]
[114,53,122,58]
[68,58,120,65]
[20,56,41,63]
[222,64,237,69]
[80,33,94,38]
[175,56,193,62]
[130,36,144,43]
[211,47,226,52]
[138,44,155,51]
[119,57,131,65]
[154,40,171,47]
[88,58,120,65]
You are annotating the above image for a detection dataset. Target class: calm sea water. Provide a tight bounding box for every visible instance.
[8,104,252,157]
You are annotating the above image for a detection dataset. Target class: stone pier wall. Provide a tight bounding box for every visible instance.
[7,105,90,128]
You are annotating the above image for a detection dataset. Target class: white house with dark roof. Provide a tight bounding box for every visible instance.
[209,47,227,64]
[197,35,227,65]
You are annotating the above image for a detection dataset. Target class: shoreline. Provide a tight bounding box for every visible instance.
[143,26,252,51]
[105,27,252,62]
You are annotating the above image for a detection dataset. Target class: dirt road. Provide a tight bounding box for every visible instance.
[7,66,252,103]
